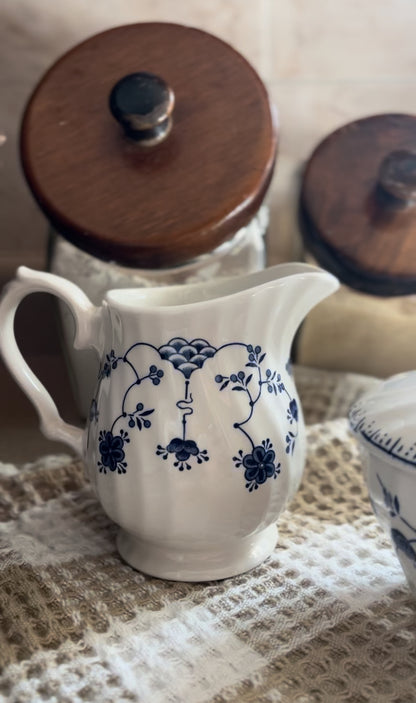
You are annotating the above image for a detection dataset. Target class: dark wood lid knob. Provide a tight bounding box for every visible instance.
[378,150,416,204]
[109,72,174,145]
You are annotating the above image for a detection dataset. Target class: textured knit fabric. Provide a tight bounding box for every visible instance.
[1,367,414,703]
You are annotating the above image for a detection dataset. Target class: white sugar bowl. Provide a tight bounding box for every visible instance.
[349,371,416,594]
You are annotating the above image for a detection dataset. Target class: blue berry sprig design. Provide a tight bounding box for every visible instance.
[126,403,154,430]
[215,344,299,490]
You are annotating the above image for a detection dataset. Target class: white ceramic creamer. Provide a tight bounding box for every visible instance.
[0,263,338,581]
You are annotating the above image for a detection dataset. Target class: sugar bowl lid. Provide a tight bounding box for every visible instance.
[349,371,416,468]
[300,114,416,296]
[20,23,277,268]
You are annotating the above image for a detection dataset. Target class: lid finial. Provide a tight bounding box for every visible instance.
[378,150,416,205]
[109,72,175,145]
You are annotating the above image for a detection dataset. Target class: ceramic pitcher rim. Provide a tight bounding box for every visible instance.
[105,262,338,311]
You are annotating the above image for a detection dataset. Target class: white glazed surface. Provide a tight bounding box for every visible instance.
[359,447,416,595]
[51,207,268,418]
[349,371,416,467]
[350,374,416,595]
[0,263,338,580]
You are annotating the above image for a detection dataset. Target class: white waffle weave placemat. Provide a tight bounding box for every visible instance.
[1,367,414,703]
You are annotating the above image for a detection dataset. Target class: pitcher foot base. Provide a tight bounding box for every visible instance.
[116,524,278,582]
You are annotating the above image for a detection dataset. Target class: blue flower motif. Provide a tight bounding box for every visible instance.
[378,475,400,517]
[376,475,416,565]
[98,350,118,380]
[98,429,129,474]
[158,338,217,378]
[391,528,416,564]
[234,440,281,492]
[168,437,199,461]
[100,362,111,379]
[285,431,296,455]
[89,398,99,423]
[287,398,298,423]
[156,437,209,471]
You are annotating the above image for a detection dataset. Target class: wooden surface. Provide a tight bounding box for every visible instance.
[300,114,416,296]
[20,23,277,269]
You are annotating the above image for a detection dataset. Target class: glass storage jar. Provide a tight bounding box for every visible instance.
[20,23,277,416]
[297,113,416,379]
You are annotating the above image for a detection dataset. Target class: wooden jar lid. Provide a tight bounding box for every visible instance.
[20,23,277,268]
[300,114,416,296]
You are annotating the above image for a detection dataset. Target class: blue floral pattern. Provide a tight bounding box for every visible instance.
[287,398,298,423]
[215,344,298,488]
[89,398,99,423]
[156,438,209,472]
[98,349,119,380]
[90,337,299,491]
[98,429,130,474]
[233,439,281,492]
[377,474,416,567]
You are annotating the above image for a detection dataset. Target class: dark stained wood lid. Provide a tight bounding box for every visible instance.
[300,114,416,296]
[20,23,277,268]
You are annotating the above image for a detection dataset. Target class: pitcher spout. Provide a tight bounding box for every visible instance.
[268,263,339,359]
[284,263,339,331]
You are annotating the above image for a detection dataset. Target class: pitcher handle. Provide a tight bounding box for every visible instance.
[0,267,101,455]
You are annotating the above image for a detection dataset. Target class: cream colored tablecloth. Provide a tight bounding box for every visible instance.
[1,367,415,703]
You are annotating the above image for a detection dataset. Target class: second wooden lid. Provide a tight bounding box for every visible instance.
[300,114,416,296]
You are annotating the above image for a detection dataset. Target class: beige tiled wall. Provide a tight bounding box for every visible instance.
[2,0,416,278]
[267,0,416,263]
